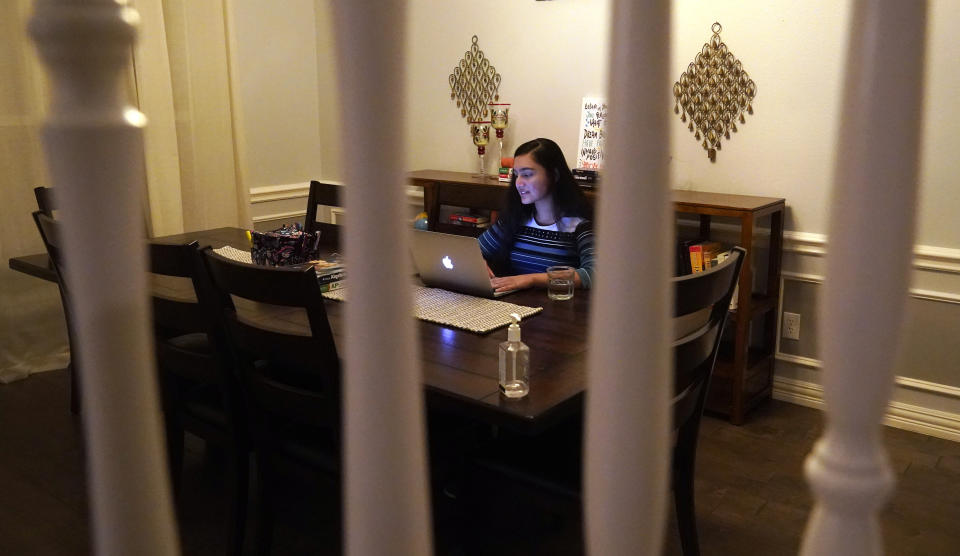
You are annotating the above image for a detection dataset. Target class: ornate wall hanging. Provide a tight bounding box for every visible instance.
[448,35,502,123]
[673,23,756,162]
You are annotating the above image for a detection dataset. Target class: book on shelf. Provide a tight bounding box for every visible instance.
[699,241,724,269]
[689,244,704,273]
[448,213,490,228]
[712,250,739,311]
[677,239,698,275]
[687,240,729,273]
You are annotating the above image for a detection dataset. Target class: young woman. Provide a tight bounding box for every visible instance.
[478,138,595,293]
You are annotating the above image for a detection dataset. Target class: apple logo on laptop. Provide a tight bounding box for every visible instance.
[442,255,454,270]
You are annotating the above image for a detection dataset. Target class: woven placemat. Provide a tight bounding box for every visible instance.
[212,247,539,333]
[323,286,542,334]
[213,245,253,264]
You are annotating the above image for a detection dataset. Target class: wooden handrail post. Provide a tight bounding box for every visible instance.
[329,2,433,554]
[28,1,179,554]
[584,1,672,554]
[801,2,928,554]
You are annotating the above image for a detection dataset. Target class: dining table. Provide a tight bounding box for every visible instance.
[152,226,590,436]
[9,226,591,434]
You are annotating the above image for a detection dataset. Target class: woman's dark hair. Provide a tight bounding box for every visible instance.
[499,138,592,237]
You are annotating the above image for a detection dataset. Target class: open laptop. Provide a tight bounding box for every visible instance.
[410,230,514,298]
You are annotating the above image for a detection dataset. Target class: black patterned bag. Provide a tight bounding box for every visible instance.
[250,223,320,266]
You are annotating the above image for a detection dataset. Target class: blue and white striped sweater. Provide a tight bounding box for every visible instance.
[478,218,595,288]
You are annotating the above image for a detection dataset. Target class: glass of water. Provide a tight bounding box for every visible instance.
[546,266,575,300]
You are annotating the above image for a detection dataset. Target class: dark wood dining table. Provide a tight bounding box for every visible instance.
[10,226,590,434]
[157,227,590,435]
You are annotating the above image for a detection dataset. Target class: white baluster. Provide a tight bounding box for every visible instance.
[328,2,433,555]
[801,3,928,555]
[584,1,672,554]
[28,1,179,555]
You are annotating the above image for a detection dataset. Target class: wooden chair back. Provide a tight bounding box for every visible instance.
[34,186,57,216]
[32,211,82,413]
[148,241,236,387]
[671,247,744,433]
[304,180,343,241]
[149,241,209,336]
[201,249,341,431]
[670,246,744,556]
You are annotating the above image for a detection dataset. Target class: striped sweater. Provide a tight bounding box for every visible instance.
[478,216,595,288]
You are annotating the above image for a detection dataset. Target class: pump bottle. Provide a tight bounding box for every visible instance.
[499,313,530,398]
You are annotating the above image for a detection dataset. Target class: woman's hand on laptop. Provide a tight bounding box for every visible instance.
[491,273,546,293]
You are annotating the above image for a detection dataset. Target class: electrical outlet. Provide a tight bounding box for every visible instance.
[782,312,801,340]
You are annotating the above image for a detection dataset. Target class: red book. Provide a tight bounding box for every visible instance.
[689,244,704,273]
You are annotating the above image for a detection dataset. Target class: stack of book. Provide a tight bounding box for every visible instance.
[679,240,739,310]
[448,213,490,229]
[688,241,725,273]
[311,258,345,293]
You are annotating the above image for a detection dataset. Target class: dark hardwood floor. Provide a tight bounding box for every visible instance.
[2,368,958,555]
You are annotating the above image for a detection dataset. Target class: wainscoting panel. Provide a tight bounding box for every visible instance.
[679,218,960,439]
[776,234,960,441]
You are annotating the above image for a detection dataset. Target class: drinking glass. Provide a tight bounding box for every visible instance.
[546,266,575,300]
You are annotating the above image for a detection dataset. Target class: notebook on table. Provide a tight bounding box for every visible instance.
[410,230,514,298]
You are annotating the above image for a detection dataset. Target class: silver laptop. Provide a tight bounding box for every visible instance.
[410,230,514,298]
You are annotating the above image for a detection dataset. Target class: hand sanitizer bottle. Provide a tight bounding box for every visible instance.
[499,313,530,398]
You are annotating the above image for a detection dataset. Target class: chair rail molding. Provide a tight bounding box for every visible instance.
[249,180,316,204]
[782,230,960,275]
[28,0,179,554]
[775,270,960,442]
[798,3,928,554]
[681,219,960,275]
[250,182,423,226]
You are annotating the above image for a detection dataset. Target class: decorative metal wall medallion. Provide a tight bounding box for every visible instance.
[673,23,756,162]
[448,35,502,122]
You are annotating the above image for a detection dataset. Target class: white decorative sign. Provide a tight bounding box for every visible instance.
[576,97,607,169]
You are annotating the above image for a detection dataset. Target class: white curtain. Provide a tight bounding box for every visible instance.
[135,0,252,236]
[0,0,251,382]
[0,0,68,383]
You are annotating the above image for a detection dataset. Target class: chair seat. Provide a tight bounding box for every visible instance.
[157,333,220,385]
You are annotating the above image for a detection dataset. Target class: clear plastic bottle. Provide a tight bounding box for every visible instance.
[499,313,530,398]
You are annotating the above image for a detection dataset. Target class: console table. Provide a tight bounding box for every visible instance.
[408,169,785,423]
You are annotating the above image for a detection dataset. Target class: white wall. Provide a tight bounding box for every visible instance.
[405,0,611,174]
[228,0,323,189]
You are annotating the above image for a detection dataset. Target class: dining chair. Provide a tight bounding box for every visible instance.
[149,241,249,556]
[304,180,343,241]
[31,210,82,415]
[201,249,342,555]
[34,186,56,216]
[462,247,746,556]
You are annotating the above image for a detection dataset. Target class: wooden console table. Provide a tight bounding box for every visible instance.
[674,192,785,424]
[408,170,785,424]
